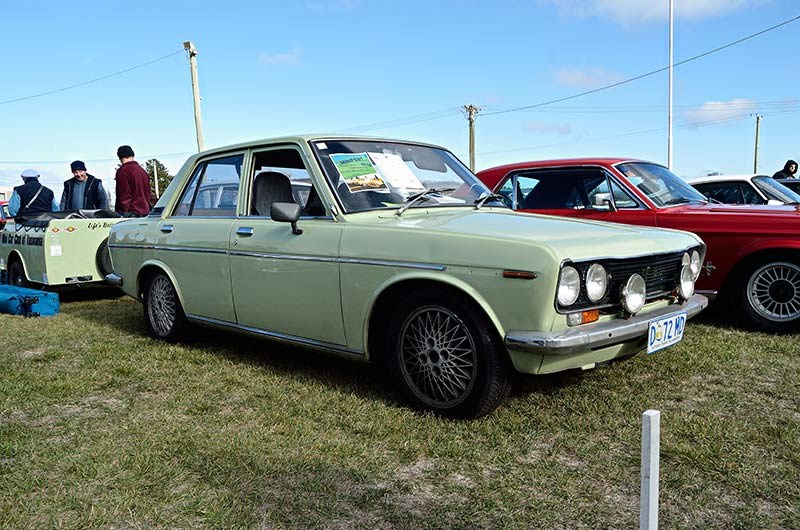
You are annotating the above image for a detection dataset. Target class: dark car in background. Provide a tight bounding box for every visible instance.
[687,174,800,205]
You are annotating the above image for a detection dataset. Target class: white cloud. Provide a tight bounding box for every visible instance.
[554,67,625,89]
[542,0,764,25]
[522,121,573,135]
[681,98,756,126]
[258,48,302,65]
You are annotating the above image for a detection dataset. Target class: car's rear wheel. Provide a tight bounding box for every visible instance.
[736,259,800,332]
[143,272,187,342]
[8,260,30,287]
[384,289,512,419]
[96,238,113,277]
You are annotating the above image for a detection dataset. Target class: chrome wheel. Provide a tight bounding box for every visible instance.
[147,275,178,337]
[398,305,478,408]
[747,262,800,322]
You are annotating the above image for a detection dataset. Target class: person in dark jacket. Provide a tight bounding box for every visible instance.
[7,169,59,217]
[60,160,109,210]
[773,160,797,179]
[114,145,151,217]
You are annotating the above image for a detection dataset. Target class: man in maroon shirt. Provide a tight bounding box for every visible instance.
[115,145,151,216]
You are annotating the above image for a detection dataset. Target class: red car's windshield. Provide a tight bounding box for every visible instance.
[617,162,708,207]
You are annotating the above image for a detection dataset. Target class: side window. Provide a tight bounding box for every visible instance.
[740,183,764,204]
[173,154,243,216]
[693,182,742,204]
[250,148,327,217]
[497,177,518,208]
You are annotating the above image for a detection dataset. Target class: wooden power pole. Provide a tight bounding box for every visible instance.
[753,114,762,173]
[183,41,205,152]
[464,105,480,172]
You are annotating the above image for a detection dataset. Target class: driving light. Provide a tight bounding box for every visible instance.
[678,265,695,300]
[585,263,608,303]
[621,273,646,314]
[690,250,701,280]
[558,266,580,306]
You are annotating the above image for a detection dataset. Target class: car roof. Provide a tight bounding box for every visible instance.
[686,174,769,184]
[477,157,650,174]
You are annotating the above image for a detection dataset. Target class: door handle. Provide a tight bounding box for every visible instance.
[236,227,254,236]
[160,224,174,233]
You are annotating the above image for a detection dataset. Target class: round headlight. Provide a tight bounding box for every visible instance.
[690,250,701,280]
[621,273,646,314]
[585,263,608,303]
[678,265,695,300]
[558,266,580,306]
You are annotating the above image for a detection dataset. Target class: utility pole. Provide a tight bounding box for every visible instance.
[464,104,480,172]
[667,0,674,169]
[183,41,205,152]
[753,114,762,173]
[152,159,160,198]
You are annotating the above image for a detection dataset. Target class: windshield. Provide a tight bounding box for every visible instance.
[616,162,708,207]
[753,175,800,204]
[311,139,500,213]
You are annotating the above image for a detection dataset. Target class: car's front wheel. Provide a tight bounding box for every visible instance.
[736,259,800,332]
[385,289,512,419]
[143,272,187,342]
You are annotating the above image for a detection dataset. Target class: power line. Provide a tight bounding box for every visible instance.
[334,107,463,133]
[482,14,800,117]
[0,49,185,106]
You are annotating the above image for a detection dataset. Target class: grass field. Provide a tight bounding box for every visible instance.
[1,294,798,529]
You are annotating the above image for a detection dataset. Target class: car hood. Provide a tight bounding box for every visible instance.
[348,208,702,263]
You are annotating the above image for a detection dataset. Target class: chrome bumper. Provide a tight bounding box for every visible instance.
[105,273,123,287]
[505,294,708,356]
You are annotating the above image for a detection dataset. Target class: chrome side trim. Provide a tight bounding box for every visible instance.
[506,294,708,356]
[229,251,338,263]
[105,273,123,287]
[187,314,364,359]
[110,245,446,270]
[338,257,447,271]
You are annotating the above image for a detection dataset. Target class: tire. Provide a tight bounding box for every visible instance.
[384,289,512,419]
[143,272,187,342]
[734,259,800,333]
[96,238,113,277]
[8,260,30,287]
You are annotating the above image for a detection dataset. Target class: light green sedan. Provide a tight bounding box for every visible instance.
[107,135,707,418]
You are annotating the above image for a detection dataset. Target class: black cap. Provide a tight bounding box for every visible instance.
[117,145,135,158]
[70,160,86,172]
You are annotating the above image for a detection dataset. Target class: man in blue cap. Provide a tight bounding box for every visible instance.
[60,160,109,210]
[7,169,59,217]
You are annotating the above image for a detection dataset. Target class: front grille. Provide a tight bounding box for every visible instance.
[558,248,697,314]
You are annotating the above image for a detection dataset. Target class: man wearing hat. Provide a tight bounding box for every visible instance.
[115,145,151,217]
[60,160,109,211]
[7,169,59,217]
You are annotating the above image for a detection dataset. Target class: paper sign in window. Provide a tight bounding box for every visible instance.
[368,152,425,192]
[330,153,388,193]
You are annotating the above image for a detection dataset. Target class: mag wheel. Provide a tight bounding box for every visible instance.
[738,260,800,333]
[143,272,187,342]
[385,289,512,419]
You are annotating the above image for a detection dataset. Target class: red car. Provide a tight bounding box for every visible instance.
[478,158,800,332]
[0,200,8,229]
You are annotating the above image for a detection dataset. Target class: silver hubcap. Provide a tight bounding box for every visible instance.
[148,276,177,336]
[747,262,800,322]
[399,305,477,408]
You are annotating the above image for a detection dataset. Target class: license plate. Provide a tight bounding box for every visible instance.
[647,311,687,354]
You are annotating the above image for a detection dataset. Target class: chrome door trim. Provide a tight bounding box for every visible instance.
[187,314,364,359]
[337,257,447,271]
[160,224,174,233]
[229,251,338,263]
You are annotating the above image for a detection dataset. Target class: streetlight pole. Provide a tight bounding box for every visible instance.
[464,104,480,172]
[753,114,762,173]
[183,41,205,152]
[667,0,674,170]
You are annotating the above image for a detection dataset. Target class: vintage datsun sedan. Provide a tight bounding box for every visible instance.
[478,159,800,333]
[107,137,706,418]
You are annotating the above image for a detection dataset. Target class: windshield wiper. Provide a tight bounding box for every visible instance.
[473,193,506,210]
[396,188,455,217]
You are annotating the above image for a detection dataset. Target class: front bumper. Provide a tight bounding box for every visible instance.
[105,273,123,287]
[505,294,708,355]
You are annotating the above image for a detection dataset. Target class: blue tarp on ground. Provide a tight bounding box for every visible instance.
[0,284,60,317]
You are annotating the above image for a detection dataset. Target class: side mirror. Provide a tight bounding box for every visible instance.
[767,199,783,206]
[593,192,617,212]
[270,202,303,235]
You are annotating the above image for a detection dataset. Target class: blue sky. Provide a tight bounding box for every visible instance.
[0,0,797,196]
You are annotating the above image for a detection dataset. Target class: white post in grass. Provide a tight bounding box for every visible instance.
[640,410,661,530]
